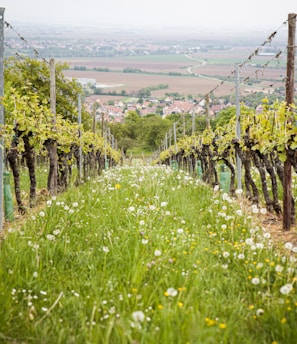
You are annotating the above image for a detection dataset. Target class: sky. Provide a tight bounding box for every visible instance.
[1,0,296,31]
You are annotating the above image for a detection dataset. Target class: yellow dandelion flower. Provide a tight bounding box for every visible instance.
[115,184,121,189]
[219,323,227,329]
[157,305,164,310]
[281,318,287,324]
[164,292,169,297]
[249,305,255,310]
[178,302,183,308]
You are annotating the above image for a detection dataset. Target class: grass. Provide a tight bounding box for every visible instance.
[0,165,297,343]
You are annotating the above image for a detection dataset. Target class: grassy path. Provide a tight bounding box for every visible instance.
[0,166,296,343]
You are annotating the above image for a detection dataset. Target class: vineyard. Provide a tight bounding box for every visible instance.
[157,100,297,225]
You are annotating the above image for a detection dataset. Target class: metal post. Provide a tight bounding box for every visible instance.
[77,94,83,180]
[0,8,5,231]
[235,63,242,190]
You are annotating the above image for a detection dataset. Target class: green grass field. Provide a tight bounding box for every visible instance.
[0,165,296,343]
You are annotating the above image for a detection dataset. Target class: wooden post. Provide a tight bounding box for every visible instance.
[283,13,296,231]
[47,58,58,195]
[205,94,210,128]
[0,8,4,231]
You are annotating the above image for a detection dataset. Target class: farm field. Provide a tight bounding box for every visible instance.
[59,49,287,98]
[0,165,297,343]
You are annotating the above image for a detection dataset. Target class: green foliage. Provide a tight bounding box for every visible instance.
[4,57,83,124]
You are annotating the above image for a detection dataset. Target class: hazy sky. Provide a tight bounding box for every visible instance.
[1,0,296,30]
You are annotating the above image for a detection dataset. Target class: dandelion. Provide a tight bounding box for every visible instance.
[165,287,178,297]
[263,232,271,239]
[53,229,61,236]
[245,238,254,245]
[177,228,184,234]
[132,310,145,322]
[236,209,243,216]
[160,202,168,207]
[256,309,264,316]
[39,211,45,217]
[260,208,267,215]
[128,206,135,212]
[141,239,149,245]
[222,264,228,269]
[280,284,293,295]
[285,242,293,251]
[237,253,245,260]
[33,272,38,278]
[41,307,48,312]
[251,205,259,214]
[46,200,52,206]
[154,250,161,257]
[251,277,260,285]
[102,246,110,253]
[115,184,121,189]
[256,243,264,249]
[219,323,227,329]
[46,234,55,241]
[275,265,284,273]
[72,202,79,208]
[235,188,243,195]
[139,220,145,226]
[222,251,230,258]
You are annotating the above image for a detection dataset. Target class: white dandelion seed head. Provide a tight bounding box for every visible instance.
[280,284,293,295]
[251,277,260,285]
[222,251,230,258]
[275,265,284,273]
[256,308,264,316]
[285,242,293,251]
[46,234,55,241]
[154,250,161,257]
[132,310,145,323]
[166,287,178,297]
[102,246,110,253]
[236,209,243,216]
